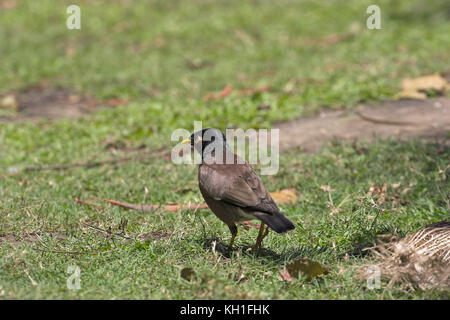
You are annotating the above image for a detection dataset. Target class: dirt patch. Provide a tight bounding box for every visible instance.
[0,84,122,121]
[275,97,450,152]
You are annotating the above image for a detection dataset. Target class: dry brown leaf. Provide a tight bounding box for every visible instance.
[402,74,448,92]
[397,73,449,100]
[270,188,298,205]
[284,258,329,281]
[0,94,18,111]
[396,89,427,100]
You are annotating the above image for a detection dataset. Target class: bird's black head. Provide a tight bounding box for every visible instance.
[183,128,227,154]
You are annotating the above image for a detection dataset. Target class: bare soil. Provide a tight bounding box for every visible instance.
[275,97,450,152]
[0,84,105,121]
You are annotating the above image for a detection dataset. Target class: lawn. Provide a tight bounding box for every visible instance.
[0,0,449,299]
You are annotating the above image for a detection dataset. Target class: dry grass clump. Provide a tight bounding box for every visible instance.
[360,221,450,290]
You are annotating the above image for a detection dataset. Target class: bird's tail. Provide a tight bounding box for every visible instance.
[253,211,295,234]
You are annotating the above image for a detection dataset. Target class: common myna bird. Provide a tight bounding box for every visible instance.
[182,128,295,252]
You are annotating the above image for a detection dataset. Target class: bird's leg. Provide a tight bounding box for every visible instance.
[251,222,267,253]
[261,225,269,241]
[228,225,238,251]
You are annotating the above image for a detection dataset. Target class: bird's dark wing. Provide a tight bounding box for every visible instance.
[198,160,279,215]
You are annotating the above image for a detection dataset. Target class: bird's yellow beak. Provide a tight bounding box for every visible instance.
[181,138,191,144]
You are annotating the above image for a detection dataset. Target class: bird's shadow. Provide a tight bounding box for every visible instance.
[199,237,327,265]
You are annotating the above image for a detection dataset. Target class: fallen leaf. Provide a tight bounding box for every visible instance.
[396,73,449,100]
[285,258,329,281]
[396,89,427,100]
[180,267,196,281]
[0,94,18,111]
[402,73,448,92]
[270,188,298,205]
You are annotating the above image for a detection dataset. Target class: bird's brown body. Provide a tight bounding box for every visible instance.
[199,155,263,225]
[184,128,295,251]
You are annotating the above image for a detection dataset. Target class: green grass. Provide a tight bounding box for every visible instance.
[0,0,449,299]
[0,139,448,299]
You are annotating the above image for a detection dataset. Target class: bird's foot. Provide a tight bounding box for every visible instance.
[249,242,263,254]
[249,223,269,254]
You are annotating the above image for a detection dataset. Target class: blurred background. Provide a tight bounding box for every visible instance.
[0,1,449,135]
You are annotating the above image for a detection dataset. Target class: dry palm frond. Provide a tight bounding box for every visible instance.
[360,221,450,290]
[403,221,450,262]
